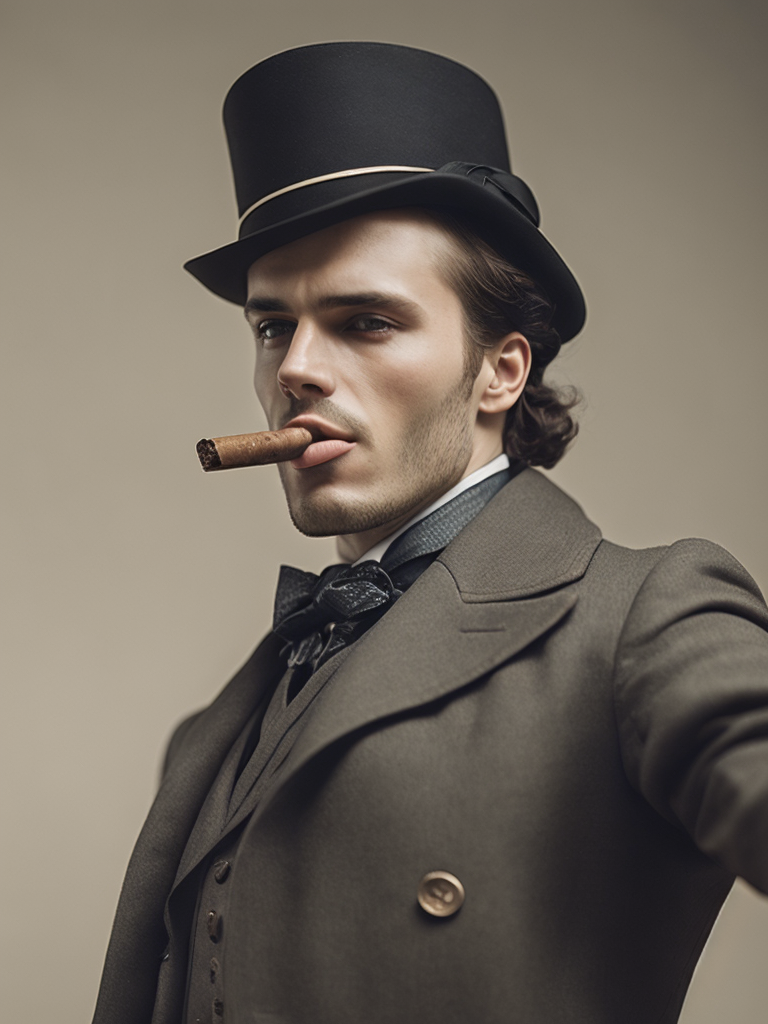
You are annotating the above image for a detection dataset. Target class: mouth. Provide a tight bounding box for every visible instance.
[282,416,357,469]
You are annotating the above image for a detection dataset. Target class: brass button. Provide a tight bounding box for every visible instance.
[417,871,465,917]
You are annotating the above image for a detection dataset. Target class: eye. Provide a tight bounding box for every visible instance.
[255,319,295,344]
[347,315,395,334]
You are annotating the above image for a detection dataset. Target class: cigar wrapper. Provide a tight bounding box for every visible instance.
[196,427,314,471]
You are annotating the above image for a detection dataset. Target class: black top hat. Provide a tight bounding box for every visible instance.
[184,42,586,342]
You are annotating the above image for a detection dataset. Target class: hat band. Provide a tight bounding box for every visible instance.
[238,165,435,226]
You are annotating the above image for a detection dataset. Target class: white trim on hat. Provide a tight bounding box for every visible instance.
[238,165,435,227]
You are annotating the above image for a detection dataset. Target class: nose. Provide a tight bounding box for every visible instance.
[276,322,335,399]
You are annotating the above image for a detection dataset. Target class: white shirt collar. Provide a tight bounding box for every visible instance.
[352,453,510,566]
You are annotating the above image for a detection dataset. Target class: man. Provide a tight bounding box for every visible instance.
[92,42,768,1024]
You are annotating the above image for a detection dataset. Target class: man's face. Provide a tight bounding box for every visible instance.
[246,210,505,556]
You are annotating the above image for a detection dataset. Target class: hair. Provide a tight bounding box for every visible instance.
[427,209,580,469]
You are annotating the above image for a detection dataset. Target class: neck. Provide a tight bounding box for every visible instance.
[335,494,441,564]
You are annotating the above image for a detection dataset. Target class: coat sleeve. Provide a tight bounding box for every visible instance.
[613,538,768,893]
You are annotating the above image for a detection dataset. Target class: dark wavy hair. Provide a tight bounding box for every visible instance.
[428,209,580,469]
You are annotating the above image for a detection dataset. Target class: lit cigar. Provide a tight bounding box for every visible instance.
[196,426,314,471]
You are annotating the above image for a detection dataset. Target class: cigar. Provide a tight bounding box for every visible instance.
[196,426,314,471]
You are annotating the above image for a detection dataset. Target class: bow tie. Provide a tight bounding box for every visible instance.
[273,560,402,671]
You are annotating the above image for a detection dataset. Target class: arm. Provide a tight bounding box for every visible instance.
[614,538,768,892]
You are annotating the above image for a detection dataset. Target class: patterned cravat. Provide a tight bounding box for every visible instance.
[272,464,520,678]
[272,560,402,671]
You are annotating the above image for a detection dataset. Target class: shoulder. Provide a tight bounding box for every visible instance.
[161,709,205,779]
[578,529,768,659]
[593,536,768,631]
[609,535,768,756]
[501,470,766,609]
[159,633,285,781]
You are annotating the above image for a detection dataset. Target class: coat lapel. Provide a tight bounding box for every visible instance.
[171,701,263,888]
[248,469,602,820]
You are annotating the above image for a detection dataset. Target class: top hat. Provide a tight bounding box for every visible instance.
[184,42,586,342]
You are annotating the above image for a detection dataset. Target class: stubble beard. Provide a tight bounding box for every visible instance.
[279,374,477,539]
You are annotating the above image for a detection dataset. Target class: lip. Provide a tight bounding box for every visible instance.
[282,415,357,444]
[282,415,357,469]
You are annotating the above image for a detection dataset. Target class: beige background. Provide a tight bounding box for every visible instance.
[2,0,766,1019]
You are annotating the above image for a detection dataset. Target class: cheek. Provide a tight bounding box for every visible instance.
[357,328,461,392]
[351,345,462,418]
[347,364,427,426]
[253,354,279,408]
[253,373,268,409]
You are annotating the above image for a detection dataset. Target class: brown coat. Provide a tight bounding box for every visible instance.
[92,469,768,1024]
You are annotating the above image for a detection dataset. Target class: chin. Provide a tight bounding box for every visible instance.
[284,480,422,539]
[285,493,387,538]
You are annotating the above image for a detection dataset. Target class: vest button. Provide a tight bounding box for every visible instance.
[417,871,465,917]
[213,859,231,883]
[207,910,223,943]
[210,956,220,983]
[213,998,224,1017]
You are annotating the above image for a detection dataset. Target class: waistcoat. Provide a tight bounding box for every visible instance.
[183,642,357,1022]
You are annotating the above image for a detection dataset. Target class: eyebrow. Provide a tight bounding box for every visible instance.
[243,292,423,320]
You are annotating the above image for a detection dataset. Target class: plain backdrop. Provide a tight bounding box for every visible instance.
[2,1,766,1020]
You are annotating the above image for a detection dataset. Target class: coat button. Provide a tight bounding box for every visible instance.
[213,860,231,884]
[209,956,220,983]
[417,871,465,917]
[207,911,223,943]
[213,998,224,1017]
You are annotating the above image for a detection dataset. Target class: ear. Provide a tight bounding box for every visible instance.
[477,332,531,414]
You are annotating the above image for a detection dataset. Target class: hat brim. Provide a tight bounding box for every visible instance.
[184,171,586,342]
